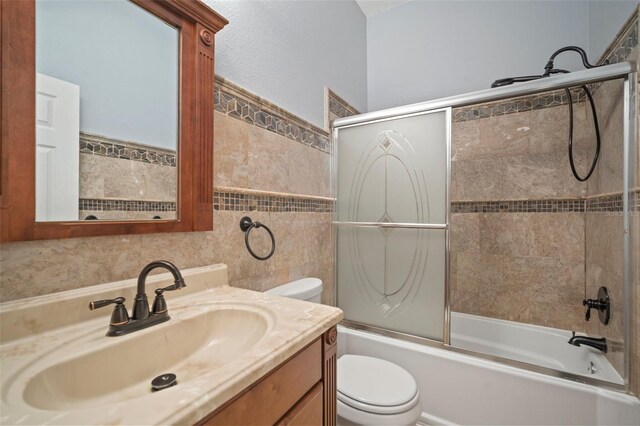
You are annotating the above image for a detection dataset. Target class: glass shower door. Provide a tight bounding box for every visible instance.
[335,109,450,342]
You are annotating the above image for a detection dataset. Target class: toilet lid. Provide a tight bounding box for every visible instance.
[337,355,419,415]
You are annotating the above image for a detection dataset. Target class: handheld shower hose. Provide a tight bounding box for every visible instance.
[491,46,608,182]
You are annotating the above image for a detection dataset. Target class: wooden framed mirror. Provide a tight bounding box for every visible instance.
[0,0,227,242]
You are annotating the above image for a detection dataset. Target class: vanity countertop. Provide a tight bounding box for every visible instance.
[0,264,343,425]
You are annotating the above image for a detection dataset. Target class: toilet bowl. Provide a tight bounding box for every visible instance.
[266,278,422,425]
[264,277,323,303]
[337,354,422,425]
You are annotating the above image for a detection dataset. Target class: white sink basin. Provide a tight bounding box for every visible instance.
[16,303,273,411]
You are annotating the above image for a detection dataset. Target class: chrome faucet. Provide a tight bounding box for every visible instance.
[90,260,186,337]
[568,332,607,353]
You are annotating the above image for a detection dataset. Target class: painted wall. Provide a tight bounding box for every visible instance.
[36,0,178,149]
[588,1,638,61]
[208,0,367,128]
[366,1,592,111]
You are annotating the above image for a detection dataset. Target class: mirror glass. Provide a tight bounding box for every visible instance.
[35,0,179,222]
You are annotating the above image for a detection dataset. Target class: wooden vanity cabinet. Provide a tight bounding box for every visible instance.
[197,326,338,426]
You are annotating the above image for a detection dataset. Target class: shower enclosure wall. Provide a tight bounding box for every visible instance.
[333,61,637,393]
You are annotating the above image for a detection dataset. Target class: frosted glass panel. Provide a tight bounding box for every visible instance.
[337,110,448,224]
[337,227,445,340]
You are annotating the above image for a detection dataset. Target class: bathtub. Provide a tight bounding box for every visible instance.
[450,312,624,385]
[337,325,640,425]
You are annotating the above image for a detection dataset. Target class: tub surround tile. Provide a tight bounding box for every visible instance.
[502,151,587,199]
[479,213,533,257]
[452,88,589,123]
[529,213,585,260]
[477,111,531,159]
[450,119,480,161]
[585,212,625,376]
[452,158,504,201]
[450,213,480,253]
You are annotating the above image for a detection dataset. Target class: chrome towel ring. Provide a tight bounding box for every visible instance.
[239,216,276,261]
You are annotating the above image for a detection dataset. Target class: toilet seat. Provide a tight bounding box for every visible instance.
[337,355,420,415]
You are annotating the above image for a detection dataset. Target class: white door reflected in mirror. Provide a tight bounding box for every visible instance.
[36,73,80,222]
[35,0,179,222]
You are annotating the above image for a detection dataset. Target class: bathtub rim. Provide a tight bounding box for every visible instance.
[339,319,631,395]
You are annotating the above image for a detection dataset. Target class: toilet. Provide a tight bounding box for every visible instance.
[265,277,323,303]
[336,354,422,425]
[266,278,423,426]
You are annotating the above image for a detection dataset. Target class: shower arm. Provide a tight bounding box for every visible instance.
[543,46,608,77]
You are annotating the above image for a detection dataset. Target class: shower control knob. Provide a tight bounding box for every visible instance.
[582,286,610,325]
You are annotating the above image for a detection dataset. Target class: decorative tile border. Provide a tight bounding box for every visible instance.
[452,199,585,214]
[214,188,333,213]
[79,198,176,212]
[598,8,638,66]
[586,190,640,213]
[452,88,588,122]
[451,191,640,214]
[215,76,331,153]
[79,133,177,167]
[328,89,360,120]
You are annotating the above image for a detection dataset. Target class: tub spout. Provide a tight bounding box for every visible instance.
[568,332,607,353]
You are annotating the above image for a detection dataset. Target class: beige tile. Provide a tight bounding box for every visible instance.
[450,213,480,253]
[247,126,290,193]
[451,119,480,161]
[502,152,587,199]
[288,142,329,197]
[530,213,584,260]
[214,112,249,189]
[450,253,504,317]
[452,158,503,201]
[478,111,531,158]
[585,212,625,376]
[79,154,106,199]
[479,213,532,257]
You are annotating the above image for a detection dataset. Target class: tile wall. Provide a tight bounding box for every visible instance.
[450,99,590,332]
[584,11,638,388]
[78,132,177,220]
[0,78,358,306]
[450,7,640,389]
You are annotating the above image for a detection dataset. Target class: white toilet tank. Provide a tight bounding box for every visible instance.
[265,277,323,303]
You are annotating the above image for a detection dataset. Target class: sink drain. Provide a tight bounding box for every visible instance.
[151,373,177,392]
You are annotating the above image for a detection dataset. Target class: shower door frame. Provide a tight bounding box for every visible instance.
[332,61,637,394]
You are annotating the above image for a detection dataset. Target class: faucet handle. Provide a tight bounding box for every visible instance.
[89,297,129,326]
[582,299,592,321]
[89,297,125,310]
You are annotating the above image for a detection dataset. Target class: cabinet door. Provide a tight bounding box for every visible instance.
[276,383,323,426]
[199,339,321,425]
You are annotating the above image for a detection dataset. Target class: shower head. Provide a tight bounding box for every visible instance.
[490,75,544,88]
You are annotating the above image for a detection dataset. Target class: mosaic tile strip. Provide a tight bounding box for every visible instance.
[452,88,588,122]
[79,133,177,167]
[214,190,333,213]
[598,10,638,66]
[328,89,360,120]
[453,190,640,214]
[79,198,176,212]
[586,190,640,213]
[215,76,331,153]
[451,199,585,214]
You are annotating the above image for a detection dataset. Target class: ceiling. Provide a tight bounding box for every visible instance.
[355,0,409,17]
